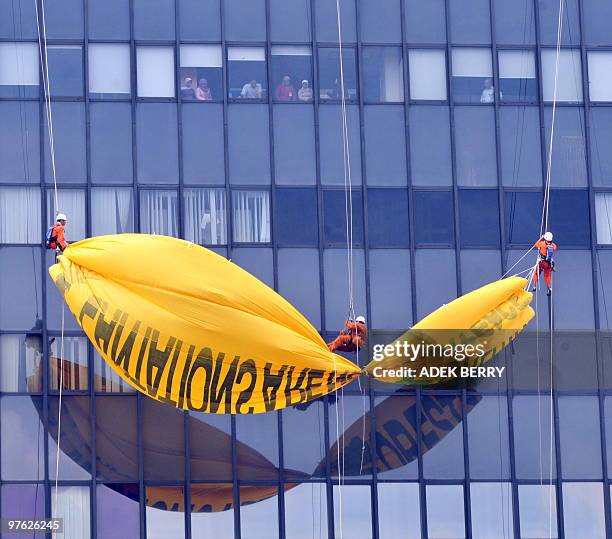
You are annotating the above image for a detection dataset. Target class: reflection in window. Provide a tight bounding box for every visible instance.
[232,247,274,287]
[271,46,312,102]
[318,48,358,101]
[409,106,452,185]
[88,43,130,98]
[362,47,403,102]
[505,191,542,245]
[544,107,587,187]
[452,48,493,103]
[145,486,185,539]
[499,106,542,186]
[454,107,497,186]
[1,484,46,538]
[518,484,558,538]
[180,45,222,101]
[240,487,278,539]
[414,191,454,245]
[499,50,537,102]
[44,102,87,182]
[368,189,409,246]
[282,401,325,476]
[563,483,606,538]
[426,485,465,538]
[284,483,327,537]
[370,250,413,329]
[0,42,39,97]
[190,413,232,481]
[0,187,40,243]
[49,336,88,391]
[93,351,135,393]
[46,189,86,240]
[91,187,134,236]
[0,334,43,392]
[136,46,175,98]
[0,101,40,183]
[0,396,44,479]
[97,485,140,537]
[276,188,318,246]
[333,485,372,538]
[52,486,91,539]
[48,45,83,97]
[1,248,42,332]
[236,413,279,478]
[470,483,513,539]
[408,49,447,101]
[595,193,612,244]
[273,105,316,184]
[541,49,583,102]
[228,47,266,99]
[590,107,612,187]
[232,190,270,243]
[377,483,420,538]
[459,190,500,247]
[323,190,364,245]
[549,190,590,246]
[191,485,235,535]
[588,51,612,102]
[539,0,580,45]
[139,190,179,236]
[278,249,321,329]
[183,188,227,245]
[143,398,184,481]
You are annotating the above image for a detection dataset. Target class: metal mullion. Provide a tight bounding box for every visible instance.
[137,394,146,539]
[415,386,427,539]
[174,0,184,243]
[128,0,139,234]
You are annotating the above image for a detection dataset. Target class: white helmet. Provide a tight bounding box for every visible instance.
[56,213,67,222]
[543,231,553,242]
[355,315,366,324]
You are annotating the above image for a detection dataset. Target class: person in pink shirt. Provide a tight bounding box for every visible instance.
[274,75,296,101]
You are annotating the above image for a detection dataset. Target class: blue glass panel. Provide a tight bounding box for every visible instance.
[378,484,421,538]
[44,103,86,183]
[562,483,606,539]
[224,0,266,41]
[228,105,271,185]
[241,488,278,539]
[0,2,37,38]
[493,0,535,45]
[323,190,363,245]
[236,412,279,476]
[404,0,446,43]
[89,0,130,39]
[45,0,83,39]
[415,249,457,320]
[470,483,513,539]
[191,485,235,533]
[414,191,454,245]
[318,49,358,102]
[449,0,491,44]
[180,0,221,40]
[549,190,590,246]
[455,106,497,186]
[362,47,404,102]
[360,0,401,43]
[544,107,587,186]
[426,485,465,538]
[0,102,40,183]
[282,401,326,474]
[273,105,316,185]
[333,485,372,537]
[504,191,541,244]
[315,0,356,42]
[232,248,274,288]
[369,250,412,330]
[276,188,318,246]
[145,487,185,538]
[597,251,612,330]
[1,484,45,538]
[409,106,452,186]
[136,104,179,184]
[134,0,175,40]
[519,485,558,538]
[97,485,140,538]
[270,0,311,42]
[539,0,580,45]
[319,105,362,185]
[284,484,327,537]
[459,190,500,247]
[583,0,612,45]
[364,106,407,186]
[367,188,409,247]
[589,107,612,186]
[553,251,595,329]
[142,398,184,480]
[460,250,501,293]
[48,46,83,97]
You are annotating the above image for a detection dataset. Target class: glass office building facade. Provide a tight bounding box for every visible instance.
[1,0,612,536]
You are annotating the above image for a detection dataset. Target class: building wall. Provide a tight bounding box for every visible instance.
[1,0,612,537]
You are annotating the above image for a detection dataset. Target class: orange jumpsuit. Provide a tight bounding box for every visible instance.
[533,238,557,288]
[327,320,368,353]
[49,222,68,251]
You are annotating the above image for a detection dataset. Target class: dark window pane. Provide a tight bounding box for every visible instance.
[499,50,538,102]
[315,0,356,42]
[589,107,612,186]
[360,0,401,43]
[182,103,225,185]
[415,249,457,319]
[97,484,140,538]
[271,46,312,103]
[494,0,535,45]
[460,250,502,293]
[270,0,312,42]
[449,0,491,44]
[553,252,595,330]
[504,191,542,245]
[470,483,513,538]
[180,0,221,40]
[405,0,446,43]
[232,247,274,287]
[319,105,362,185]
[282,401,326,475]
[0,334,43,392]
[45,0,83,39]
[426,485,465,538]
[136,103,179,184]
[562,483,606,539]
[231,191,271,243]
[236,413,279,479]
[273,105,316,185]
[224,0,265,41]
[48,45,83,97]
[1,484,45,538]
[276,188,318,246]
[519,485,558,537]
[318,48,358,102]
[0,187,41,243]
[278,249,321,329]
[228,105,270,184]
[362,47,404,102]
[499,106,542,187]
[139,190,179,236]
[455,107,497,186]
[190,413,232,481]
[143,398,184,480]
[145,487,185,538]
[367,188,409,246]
[364,106,407,186]
[228,47,267,100]
[459,190,500,247]
[0,43,39,97]
[452,48,493,104]
[549,190,590,246]
[0,3,37,39]
[0,101,40,183]
[323,190,363,245]
[89,0,130,39]
[409,106,452,186]
[90,103,133,183]
[48,336,88,391]
[91,187,135,236]
[44,102,86,183]
[183,188,227,245]
[369,253,413,329]
[414,191,454,244]
[179,45,222,102]
[539,0,580,45]
[583,0,612,45]
[134,0,175,40]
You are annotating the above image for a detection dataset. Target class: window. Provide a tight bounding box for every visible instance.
[414,191,454,244]
[0,187,40,244]
[333,485,372,538]
[270,0,311,42]
[405,0,445,43]
[563,483,606,539]
[88,44,130,98]
[452,48,493,103]
[549,190,590,246]
[539,0,580,46]
[48,45,83,97]
[228,105,271,184]
[241,488,278,539]
[134,0,174,40]
[91,188,134,236]
[362,47,403,102]
[44,0,83,39]
[0,334,43,392]
[48,336,88,391]
[282,401,326,474]
[552,253,595,331]
[454,107,497,186]
[224,0,265,41]
[361,0,401,42]
[369,250,412,329]
[459,190,500,246]
[449,0,491,44]
[426,485,465,538]
[232,191,270,243]
[499,50,537,102]
[97,485,140,537]
[460,249,501,294]
[518,485,558,538]
[94,353,135,393]
[493,0,535,45]
[236,413,279,476]
[233,247,274,287]
[596,193,612,244]
[590,107,612,186]
[284,484,327,537]
[180,0,220,40]
[415,250,457,319]
[1,484,45,537]
[183,188,227,245]
[408,49,447,101]
[227,47,266,100]
[409,106,452,186]
[315,0,356,42]
[470,483,513,539]
[145,487,185,539]
[499,106,542,186]
[364,106,407,186]
[584,0,612,45]
[88,0,130,40]
[544,107,587,186]
[271,46,313,103]
[44,103,86,183]
[319,105,362,185]
[0,3,37,39]
[46,189,86,240]
[588,51,612,102]
[318,48,358,101]
[90,103,133,183]
[179,45,222,102]
[367,188,409,246]
[273,105,316,185]
[0,102,40,183]
[276,188,318,246]
[541,49,583,102]
[505,191,542,245]
[136,47,175,98]
[278,249,321,329]
[0,42,38,97]
[190,485,235,535]
[323,190,363,245]
[136,103,179,183]
[139,190,179,236]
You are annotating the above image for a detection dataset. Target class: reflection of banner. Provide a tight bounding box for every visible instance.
[49,234,360,414]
